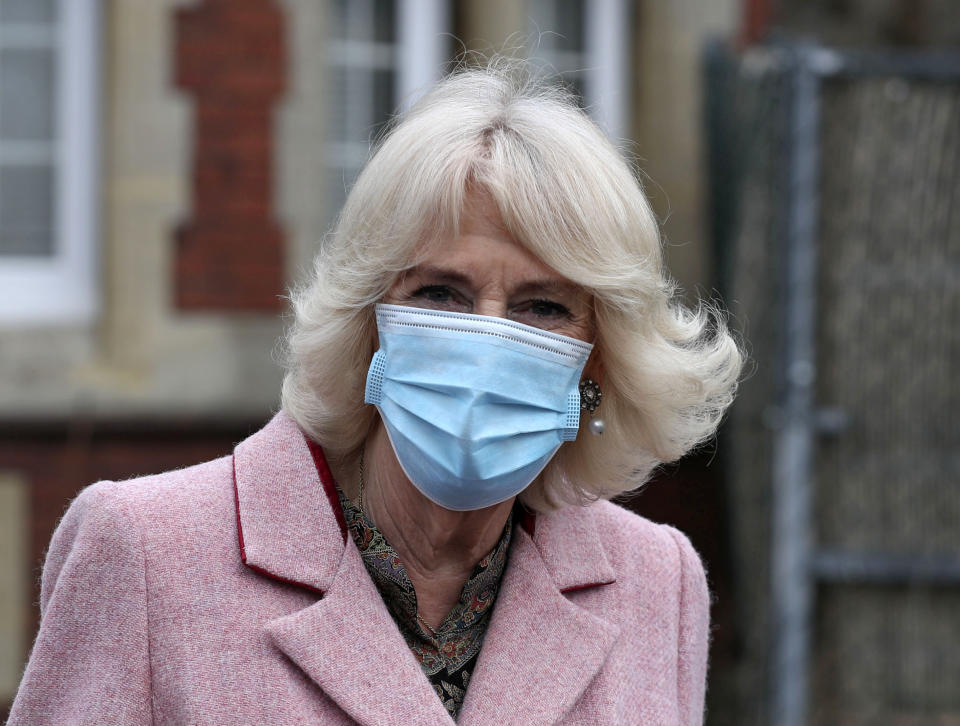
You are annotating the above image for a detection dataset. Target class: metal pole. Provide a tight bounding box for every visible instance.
[770,46,821,726]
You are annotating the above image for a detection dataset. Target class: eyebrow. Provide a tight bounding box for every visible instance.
[408,265,582,299]
[405,266,473,289]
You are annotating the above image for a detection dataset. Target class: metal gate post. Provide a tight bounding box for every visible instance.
[770,45,822,726]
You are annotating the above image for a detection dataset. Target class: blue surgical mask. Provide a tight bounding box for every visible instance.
[364,303,593,511]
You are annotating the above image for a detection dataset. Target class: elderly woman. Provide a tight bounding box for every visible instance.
[11,62,740,725]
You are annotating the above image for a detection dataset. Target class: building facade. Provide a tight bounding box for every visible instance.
[0,0,744,717]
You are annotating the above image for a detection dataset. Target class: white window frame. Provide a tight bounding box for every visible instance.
[0,0,101,326]
[530,0,630,142]
[324,0,447,221]
[396,0,449,111]
[583,0,629,142]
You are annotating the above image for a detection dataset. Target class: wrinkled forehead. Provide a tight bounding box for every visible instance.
[410,177,583,274]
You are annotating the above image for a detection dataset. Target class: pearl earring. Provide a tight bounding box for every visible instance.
[579,378,605,436]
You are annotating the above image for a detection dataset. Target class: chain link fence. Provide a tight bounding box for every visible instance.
[706,41,960,726]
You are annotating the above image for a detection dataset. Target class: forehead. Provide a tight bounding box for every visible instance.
[409,190,578,291]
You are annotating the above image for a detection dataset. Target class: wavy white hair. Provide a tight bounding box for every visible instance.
[282,59,743,511]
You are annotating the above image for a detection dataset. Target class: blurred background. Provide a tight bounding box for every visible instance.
[0,0,957,723]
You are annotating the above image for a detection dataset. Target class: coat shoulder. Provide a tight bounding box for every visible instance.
[589,499,708,588]
[63,454,238,561]
[76,454,235,517]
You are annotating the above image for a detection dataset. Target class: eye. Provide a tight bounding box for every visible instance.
[408,284,470,312]
[527,298,571,318]
[509,298,573,330]
[412,284,453,303]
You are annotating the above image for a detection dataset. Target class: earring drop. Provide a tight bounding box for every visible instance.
[579,378,605,436]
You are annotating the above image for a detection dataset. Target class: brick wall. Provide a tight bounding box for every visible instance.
[0,417,266,711]
[174,0,287,311]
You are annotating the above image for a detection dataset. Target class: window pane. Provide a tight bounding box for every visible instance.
[329,0,347,38]
[0,0,55,23]
[565,73,586,108]
[327,166,356,220]
[332,67,396,144]
[333,0,395,42]
[0,47,56,140]
[553,0,585,51]
[371,68,395,139]
[330,65,349,141]
[326,0,399,227]
[333,66,370,143]
[0,164,54,256]
[372,0,395,43]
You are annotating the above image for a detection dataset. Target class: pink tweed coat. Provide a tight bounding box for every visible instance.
[10,412,710,725]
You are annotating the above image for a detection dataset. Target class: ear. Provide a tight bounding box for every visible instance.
[582,351,604,388]
[581,299,603,387]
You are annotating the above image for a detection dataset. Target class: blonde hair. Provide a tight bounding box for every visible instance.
[282,59,742,511]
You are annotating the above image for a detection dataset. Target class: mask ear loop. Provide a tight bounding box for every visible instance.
[579,378,605,435]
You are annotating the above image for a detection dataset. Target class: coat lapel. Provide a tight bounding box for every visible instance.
[235,413,620,725]
[265,542,455,726]
[458,506,620,725]
[233,412,344,594]
[234,413,453,725]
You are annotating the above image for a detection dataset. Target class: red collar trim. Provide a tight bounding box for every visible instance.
[304,435,348,544]
[560,580,616,594]
[517,503,537,537]
[232,457,248,560]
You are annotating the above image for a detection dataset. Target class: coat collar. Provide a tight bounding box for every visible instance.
[265,540,455,725]
[232,411,345,595]
[458,525,620,725]
[232,411,619,724]
[233,411,617,596]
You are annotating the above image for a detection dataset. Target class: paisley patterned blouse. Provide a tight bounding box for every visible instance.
[336,488,513,720]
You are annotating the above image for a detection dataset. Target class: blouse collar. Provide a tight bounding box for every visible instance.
[336,486,512,654]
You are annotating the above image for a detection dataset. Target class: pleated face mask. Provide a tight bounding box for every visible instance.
[364,303,593,511]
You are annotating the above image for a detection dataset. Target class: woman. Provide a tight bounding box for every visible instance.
[11,61,741,725]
